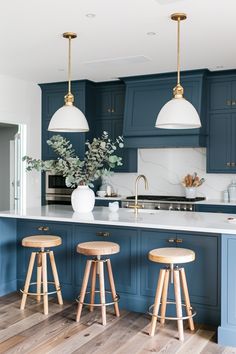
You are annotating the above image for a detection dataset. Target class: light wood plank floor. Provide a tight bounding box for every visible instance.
[0,293,235,354]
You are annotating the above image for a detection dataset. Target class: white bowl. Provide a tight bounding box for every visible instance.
[97,191,106,197]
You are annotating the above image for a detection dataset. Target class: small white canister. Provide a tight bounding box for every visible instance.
[185,187,197,199]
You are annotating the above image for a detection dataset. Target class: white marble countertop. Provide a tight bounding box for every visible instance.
[1,205,236,235]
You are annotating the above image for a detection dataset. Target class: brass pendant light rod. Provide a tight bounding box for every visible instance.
[63,32,77,106]
[171,13,187,98]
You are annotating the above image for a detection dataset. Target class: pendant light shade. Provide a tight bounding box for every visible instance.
[48,105,89,132]
[155,97,201,129]
[155,13,201,129]
[48,32,89,132]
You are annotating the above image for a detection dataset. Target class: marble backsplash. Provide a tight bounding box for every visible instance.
[103,148,235,200]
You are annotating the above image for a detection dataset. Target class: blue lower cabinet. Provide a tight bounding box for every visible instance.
[176,232,220,325]
[73,225,139,309]
[219,234,236,347]
[195,204,236,214]
[17,220,74,299]
[140,229,220,324]
[140,230,175,298]
[95,199,121,207]
[0,218,17,295]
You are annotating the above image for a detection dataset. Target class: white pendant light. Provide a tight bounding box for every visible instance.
[155,13,201,129]
[48,32,89,132]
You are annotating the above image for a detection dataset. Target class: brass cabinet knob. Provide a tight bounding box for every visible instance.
[37,226,49,232]
[96,231,110,237]
[226,100,232,106]
[111,108,115,113]
[226,162,231,167]
[231,162,236,167]
[176,238,183,243]
[232,100,236,106]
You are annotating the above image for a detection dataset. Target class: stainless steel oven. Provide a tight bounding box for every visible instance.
[45,172,73,204]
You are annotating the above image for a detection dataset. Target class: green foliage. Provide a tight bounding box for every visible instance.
[23,132,123,188]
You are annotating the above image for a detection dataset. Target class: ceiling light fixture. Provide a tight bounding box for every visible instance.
[48,32,89,132]
[155,13,201,129]
[85,13,96,18]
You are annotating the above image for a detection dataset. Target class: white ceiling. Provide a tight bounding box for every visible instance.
[1,0,235,83]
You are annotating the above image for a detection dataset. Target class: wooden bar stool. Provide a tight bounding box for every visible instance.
[148,247,196,341]
[76,241,120,325]
[20,235,63,315]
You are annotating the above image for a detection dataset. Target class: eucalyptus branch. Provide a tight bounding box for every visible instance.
[23,132,123,188]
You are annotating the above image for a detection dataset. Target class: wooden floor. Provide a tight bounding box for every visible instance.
[0,293,235,354]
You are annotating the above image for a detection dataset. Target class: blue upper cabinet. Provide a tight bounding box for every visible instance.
[40,80,95,161]
[207,73,236,173]
[209,77,236,111]
[122,70,208,148]
[93,82,137,172]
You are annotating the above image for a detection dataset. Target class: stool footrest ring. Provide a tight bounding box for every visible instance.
[20,281,61,296]
[148,301,196,321]
[76,290,120,307]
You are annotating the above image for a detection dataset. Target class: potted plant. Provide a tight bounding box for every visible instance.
[23,132,124,212]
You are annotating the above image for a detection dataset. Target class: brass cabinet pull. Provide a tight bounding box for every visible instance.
[37,226,49,232]
[111,108,115,113]
[232,100,236,106]
[226,100,231,106]
[231,162,236,167]
[96,231,110,237]
[226,162,231,167]
[168,238,175,243]
[176,238,183,243]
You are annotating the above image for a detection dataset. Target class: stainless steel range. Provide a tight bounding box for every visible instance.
[121,195,205,211]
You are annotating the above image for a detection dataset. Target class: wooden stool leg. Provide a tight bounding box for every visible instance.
[98,260,106,326]
[42,252,48,315]
[149,268,166,336]
[107,259,120,317]
[160,269,170,325]
[76,260,92,322]
[20,252,36,310]
[49,251,63,305]
[180,268,195,331]
[173,268,184,341]
[90,261,97,312]
[36,253,42,302]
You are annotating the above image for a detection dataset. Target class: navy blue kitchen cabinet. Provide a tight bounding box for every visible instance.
[0,218,17,296]
[122,70,208,148]
[93,82,137,172]
[209,76,236,111]
[73,225,138,302]
[95,198,121,207]
[207,73,236,173]
[195,204,236,214]
[40,80,95,161]
[17,220,74,299]
[140,229,220,324]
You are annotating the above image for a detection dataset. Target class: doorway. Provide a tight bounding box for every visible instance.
[0,123,26,211]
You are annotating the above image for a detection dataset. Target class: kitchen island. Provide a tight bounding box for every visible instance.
[0,205,236,347]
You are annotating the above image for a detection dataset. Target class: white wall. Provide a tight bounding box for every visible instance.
[0,74,41,208]
[105,148,235,201]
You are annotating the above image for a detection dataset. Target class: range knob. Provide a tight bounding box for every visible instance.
[176,204,181,211]
[189,205,193,211]
[169,204,173,211]
[156,203,161,210]
[183,205,187,211]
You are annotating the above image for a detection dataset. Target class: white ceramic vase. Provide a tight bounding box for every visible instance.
[71,185,95,213]
[185,187,197,199]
